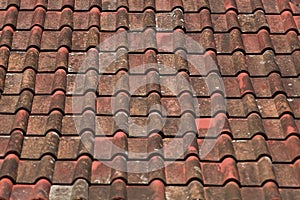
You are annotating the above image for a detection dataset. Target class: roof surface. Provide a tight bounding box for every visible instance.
[0,0,300,199]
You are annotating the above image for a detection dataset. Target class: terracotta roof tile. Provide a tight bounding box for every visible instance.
[280,188,300,200]
[201,157,239,185]
[1,0,300,199]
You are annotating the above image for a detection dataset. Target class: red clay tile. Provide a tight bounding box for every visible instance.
[238,157,275,186]
[266,15,286,34]
[58,27,72,50]
[41,31,59,50]
[241,94,259,115]
[11,31,29,50]
[262,119,287,139]
[89,186,111,199]
[3,73,21,94]
[281,11,298,33]
[21,133,59,159]
[0,1,8,9]
[19,68,35,93]
[229,114,266,139]
[280,113,299,137]
[246,51,279,76]
[99,12,115,31]
[201,157,239,185]
[239,182,280,200]
[268,135,300,162]
[60,8,73,29]
[211,14,228,32]
[55,47,69,70]
[11,180,51,200]
[271,34,298,53]
[209,0,226,13]
[53,156,92,184]
[57,137,84,158]
[0,26,13,47]
[36,52,56,72]
[1,0,300,199]
[44,12,60,30]
[32,7,46,27]
[215,31,245,53]
[199,134,235,161]
[12,109,29,134]
[61,115,79,135]
[142,10,155,29]
[278,0,293,12]
[204,182,242,200]
[256,99,278,118]
[282,77,300,97]
[0,154,19,181]
[72,12,88,30]
[0,136,10,157]
[91,161,113,184]
[131,180,166,199]
[16,155,55,183]
[70,179,89,199]
[241,0,264,12]
[280,188,300,200]
[226,10,240,31]
[0,95,18,113]
[31,95,51,114]
[88,7,101,28]
[47,0,61,10]
[226,99,246,117]
[242,34,262,53]
[26,115,47,135]
[289,98,300,118]
[72,31,88,51]
[273,162,300,187]
[0,178,12,200]
[4,131,23,156]
[34,74,54,94]
[262,0,279,13]
[281,53,300,77]
[196,113,231,138]
[0,48,9,74]
[233,135,270,161]
[16,11,33,30]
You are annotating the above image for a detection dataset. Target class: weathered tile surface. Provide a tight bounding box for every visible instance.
[0,0,300,199]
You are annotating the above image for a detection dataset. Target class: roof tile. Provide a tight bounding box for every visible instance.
[32,7,46,27]
[60,8,73,29]
[41,31,59,50]
[10,179,51,200]
[16,155,55,183]
[238,157,275,186]
[0,154,19,181]
[239,182,279,200]
[201,157,239,185]
[273,161,300,187]
[0,178,12,200]
[268,135,300,162]
[88,7,100,28]
[204,182,241,200]
[280,188,300,200]
[199,134,235,161]
[44,12,60,30]
[4,6,18,28]
[233,135,269,161]
[1,0,300,199]
[226,10,240,31]
[53,156,92,184]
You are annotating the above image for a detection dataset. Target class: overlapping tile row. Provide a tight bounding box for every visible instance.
[0,0,299,199]
[1,0,298,14]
